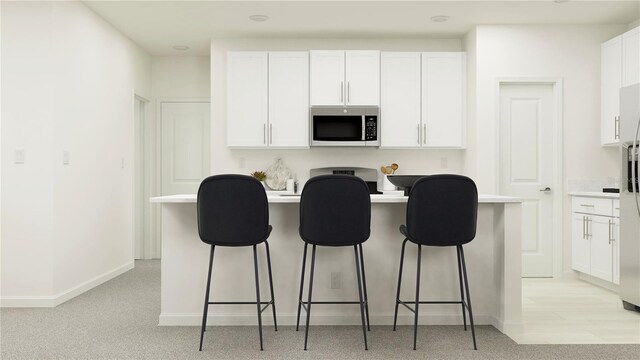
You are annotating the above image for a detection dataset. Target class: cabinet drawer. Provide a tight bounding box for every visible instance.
[572,197,613,216]
[613,199,620,218]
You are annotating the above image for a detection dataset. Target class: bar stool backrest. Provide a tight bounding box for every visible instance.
[299,175,371,246]
[197,174,270,246]
[406,175,478,247]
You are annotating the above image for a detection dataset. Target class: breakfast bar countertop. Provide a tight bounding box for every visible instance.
[151,194,522,204]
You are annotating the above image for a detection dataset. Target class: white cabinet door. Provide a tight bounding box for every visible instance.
[613,216,620,285]
[601,35,622,146]
[310,51,345,106]
[227,52,268,147]
[268,52,310,148]
[572,213,590,274]
[345,51,380,105]
[589,215,614,282]
[622,26,640,87]
[422,52,466,148]
[380,52,421,148]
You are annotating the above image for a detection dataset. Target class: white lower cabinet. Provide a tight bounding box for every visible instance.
[571,196,619,284]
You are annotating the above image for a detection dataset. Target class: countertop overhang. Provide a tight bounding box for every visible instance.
[151,194,522,204]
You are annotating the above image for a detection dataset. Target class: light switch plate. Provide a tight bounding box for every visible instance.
[14,149,25,164]
[63,151,70,165]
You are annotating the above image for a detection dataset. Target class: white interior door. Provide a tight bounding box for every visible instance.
[500,83,555,277]
[161,102,210,196]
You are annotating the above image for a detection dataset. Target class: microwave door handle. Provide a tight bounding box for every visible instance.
[362,116,365,141]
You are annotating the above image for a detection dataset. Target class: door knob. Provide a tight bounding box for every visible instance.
[539,187,551,192]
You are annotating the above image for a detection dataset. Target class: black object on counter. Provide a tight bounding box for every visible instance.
[603,188,620,193]
[386,175,427,196]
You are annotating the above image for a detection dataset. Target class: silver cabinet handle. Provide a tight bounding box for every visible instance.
[582,216,586,239]
[263,124,266,144]
[270,124,273,145]
[615,116,620,140]
[341,81,344,103]
[423,124,426,145]
[587,217,592,238]
[540,187,551,192]
[580,204,595,207]
[608,219,612,244]
[347,81,350,103]
[417,124,421,145]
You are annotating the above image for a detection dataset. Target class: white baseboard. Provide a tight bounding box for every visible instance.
[578,272,619,293]
[0,261,134,308]
[159,312,497,327]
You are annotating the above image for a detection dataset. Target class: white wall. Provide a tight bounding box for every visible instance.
[210,38,464,182]
[1,1,151,305]
[468,25,626,275]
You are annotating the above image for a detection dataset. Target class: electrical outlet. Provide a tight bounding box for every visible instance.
[330,272,342,289]
[121,157,125,169]
[14,149,25,164]
[63,151,70,165]
[440,157,448,169]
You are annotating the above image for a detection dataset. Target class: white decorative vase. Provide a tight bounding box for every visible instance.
[265,158,291,191]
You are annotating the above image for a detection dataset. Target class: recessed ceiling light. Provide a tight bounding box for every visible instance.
[172,45,190,51]
[430,15,450,23]
[249,15,269,22]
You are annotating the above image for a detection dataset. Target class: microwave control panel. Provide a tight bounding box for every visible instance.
[365,116,378,141]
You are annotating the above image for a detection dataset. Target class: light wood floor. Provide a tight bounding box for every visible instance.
[512,278,640,344]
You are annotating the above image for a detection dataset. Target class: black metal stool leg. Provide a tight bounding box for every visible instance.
[296,243,308,331]
[252,245,264,351]
[413,244,422,351]
[358,243,371,331]
[393,238,409,331]
[354,245,369,350]
[304,245,316,351]
[459,245,477,350]
[264,241,277,331]
[199,245,215,351]
[456,246,467,331]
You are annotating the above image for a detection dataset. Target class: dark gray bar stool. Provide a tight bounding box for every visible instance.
[296,174,371,350]
[196,174,277,351]
[392,174,478,350]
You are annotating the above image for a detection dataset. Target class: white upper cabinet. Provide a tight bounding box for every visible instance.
[601,36,622,146]
[601,26,640,147]
[227,51,310,148]
[380,52,422,148]
[268,52,310,148]
[345,51,381,105]
[421,52,466,148]
[310,50,380,106]
[227,52,268,147]
[622,26,640,87]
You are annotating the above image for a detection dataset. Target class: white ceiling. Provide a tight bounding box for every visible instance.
[83,1,640,56]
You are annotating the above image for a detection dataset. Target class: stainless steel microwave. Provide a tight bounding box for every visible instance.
[310,106,380,147]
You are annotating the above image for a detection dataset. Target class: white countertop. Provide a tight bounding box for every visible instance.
[150,193,522,204]
[568,191,620,199]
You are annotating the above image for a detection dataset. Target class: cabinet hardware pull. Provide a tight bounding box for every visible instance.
[270,124,273,145]
[263,124,266,144]
[579,204,595,207]
[615,116,620,140]
[347,82,350,103]
[582,216,586,239]
[587,217,592,238]
[608,219,612,244]
[423,124,426,145]
[417,124,421,145]
[341,81,344,103]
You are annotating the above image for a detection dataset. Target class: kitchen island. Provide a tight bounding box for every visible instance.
[150,194,522,338]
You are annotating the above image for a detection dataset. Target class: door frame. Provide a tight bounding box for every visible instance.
[495,78,564,278]
[133,94,151,260]
[153,98,211,259]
